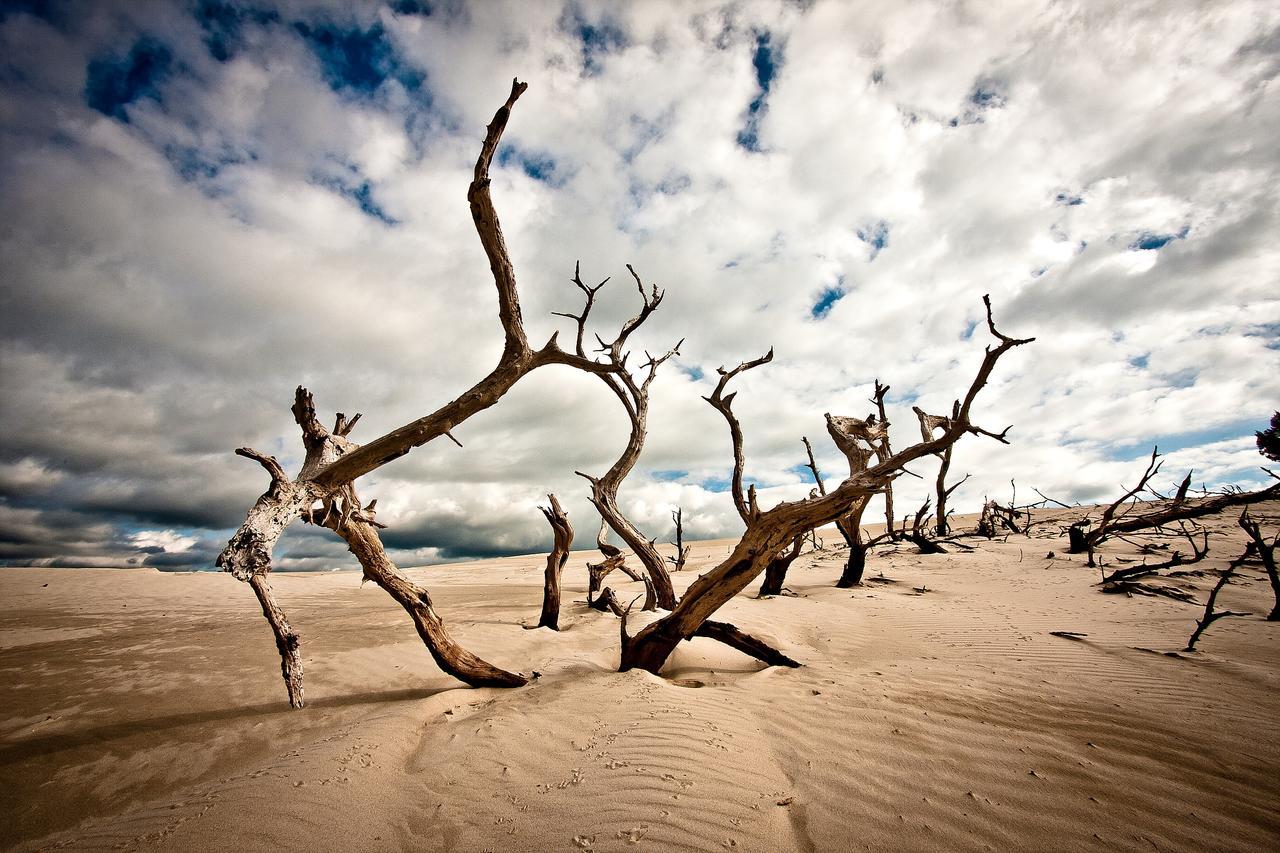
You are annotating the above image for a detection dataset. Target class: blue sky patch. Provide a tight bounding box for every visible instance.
[969,85,1006,109]
[196,1,280,62]
[294,20,403,96]
[1103,419,1259,460]
[811,276,846,319]
[1054,191,1084,206]
[680,364,705,382]
[498,144,561,185]
[560,5,627,76]
[163,143,249,184]
[857,220,889,260]
[700,474,732,492]
[737,31,782,151]
[390,0,433,14]
[85,37,173,121]
[650,469,688,482]
[1129,225,1189,251]
[312,171,399,225]
[1129,353,1149,369]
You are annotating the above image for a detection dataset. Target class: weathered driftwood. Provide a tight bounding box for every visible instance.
[247,573,303,708]
[537,494,574,630]
[616,295,1033,675]
[1239,510,1279,621]
[1067,448,1280,565]
[563,263,682,610]
[1099,522,1208,587]
[218,80,646,705]
[1185,558,1249,652]
[909,498,948,554]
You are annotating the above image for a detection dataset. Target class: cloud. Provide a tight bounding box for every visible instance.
[1,0,1278,571]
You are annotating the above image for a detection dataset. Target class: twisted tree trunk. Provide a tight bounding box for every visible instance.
[562,265,682,610]
[836,497,873,587]
[758,536,803,596]
[537,494,574,630]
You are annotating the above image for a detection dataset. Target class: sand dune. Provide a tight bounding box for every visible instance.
[2,506,1278,851]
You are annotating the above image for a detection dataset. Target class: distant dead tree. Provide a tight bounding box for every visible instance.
[819,415,897,586]
[869,380,899,537]
[799,435,870,587]
[1239,510,1279,621]
[908,498,949,555]
[702,350,804,599]
[586,518,645,603]
[977,481,1032,538]
[1097,520,1209,600]
[913,405,973,537]
[1066,447,1280,566]
[559,263,682,610]
[667,507,691,573]
[217,80,660,707]
[535,494,574,630]
[616,297,1033,675]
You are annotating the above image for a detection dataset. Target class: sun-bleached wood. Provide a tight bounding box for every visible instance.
[618,295,1033,675]
[217,80,650,704]
[565,264,682,610]
[1067,447,1280,565]
[537,494,574,630]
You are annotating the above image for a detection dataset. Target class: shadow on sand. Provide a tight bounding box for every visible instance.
[0,686,448,762]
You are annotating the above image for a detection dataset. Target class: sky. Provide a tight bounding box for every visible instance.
[0,0,1277,572]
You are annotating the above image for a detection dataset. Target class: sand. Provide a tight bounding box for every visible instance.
[2,504,1278,852]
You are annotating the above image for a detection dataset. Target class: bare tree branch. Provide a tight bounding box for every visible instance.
[704,349,774,524]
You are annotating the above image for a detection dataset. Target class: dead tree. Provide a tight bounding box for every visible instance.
[1184,557,1250,652]
[560,263,682,610]
[869,380,898,537]
[217,80,653,706]
[820,415,895,585]
[1097,522,1210,601]
[536,494,574,630]
[909,498,948,554]
[914,406,971,536]
[1068,448,1280,565]
[758,536,804,597]
[616,296,1032,675]
[701,350,805,598]
[667,507,691,572]
[800,435,869,587]
[1239,510,1279,621]
[586,518,644,602]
